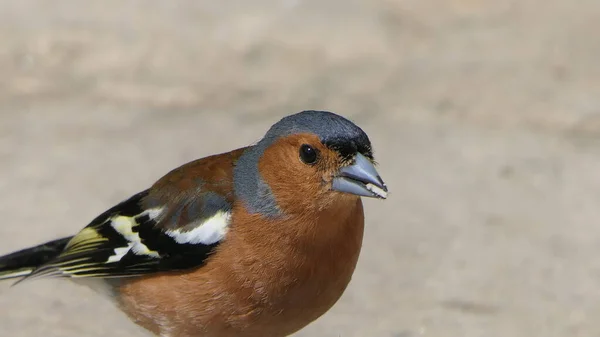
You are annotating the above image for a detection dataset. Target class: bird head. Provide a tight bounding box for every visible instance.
[234,110,387,216]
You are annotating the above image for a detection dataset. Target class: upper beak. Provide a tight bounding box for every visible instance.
[332,153,388,199]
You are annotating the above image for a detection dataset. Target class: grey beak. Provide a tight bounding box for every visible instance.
[332,153,388,199]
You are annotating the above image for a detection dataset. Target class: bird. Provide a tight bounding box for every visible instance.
[0,110,388,337]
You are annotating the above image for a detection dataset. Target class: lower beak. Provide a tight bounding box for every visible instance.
[332,153,388,199]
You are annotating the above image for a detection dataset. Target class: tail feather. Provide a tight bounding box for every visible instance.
[0,237,72,281]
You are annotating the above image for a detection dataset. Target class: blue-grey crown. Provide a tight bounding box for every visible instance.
[234,110,372,216]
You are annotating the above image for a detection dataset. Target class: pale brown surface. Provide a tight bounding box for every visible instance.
[1,1,600,336]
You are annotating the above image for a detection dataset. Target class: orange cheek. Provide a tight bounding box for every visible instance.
[255,133,345,214]
[258,157,321,212]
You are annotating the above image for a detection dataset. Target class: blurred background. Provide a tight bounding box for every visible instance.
[1,0,600,336]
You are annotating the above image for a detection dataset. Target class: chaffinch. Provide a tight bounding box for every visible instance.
[0,110,388,337]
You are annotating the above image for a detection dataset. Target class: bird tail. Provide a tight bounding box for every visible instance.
[0,237,72,281]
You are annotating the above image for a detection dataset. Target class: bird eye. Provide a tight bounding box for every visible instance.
[299,144,318,165]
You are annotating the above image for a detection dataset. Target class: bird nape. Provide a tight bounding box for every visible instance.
[0,110,387,337]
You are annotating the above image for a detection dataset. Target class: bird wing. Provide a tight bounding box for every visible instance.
[22,149,245,281]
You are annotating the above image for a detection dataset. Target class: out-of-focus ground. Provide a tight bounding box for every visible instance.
[1,1,600,336]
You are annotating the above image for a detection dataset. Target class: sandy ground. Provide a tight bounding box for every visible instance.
[1,1,600,336]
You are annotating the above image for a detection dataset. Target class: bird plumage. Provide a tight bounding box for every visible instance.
[0,237,71,280]
[0,110,387,337]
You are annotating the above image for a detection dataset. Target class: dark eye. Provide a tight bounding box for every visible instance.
[299,144,318,164]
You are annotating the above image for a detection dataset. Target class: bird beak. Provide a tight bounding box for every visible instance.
[332,153,388,199]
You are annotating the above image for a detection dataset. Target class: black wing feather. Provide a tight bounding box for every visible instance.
[22,189,227,281]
